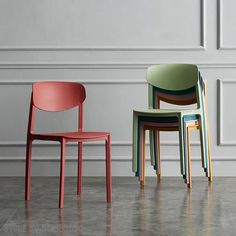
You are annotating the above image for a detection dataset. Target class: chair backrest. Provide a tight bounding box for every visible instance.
[147,64,199,107]
[32,81,86,112]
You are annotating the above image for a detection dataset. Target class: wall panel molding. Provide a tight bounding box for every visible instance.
[0,46,206,52]
[217,0,221,49]
[0,0,206,52]
[217,79,236,145]
[217,0,236,50]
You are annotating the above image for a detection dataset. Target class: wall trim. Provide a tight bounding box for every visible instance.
[217,79,236,145]
[0,140,200,147]
[0,63,235,86]
[0,156,232,162]
[0,0,205,52]
[1,63,236,71]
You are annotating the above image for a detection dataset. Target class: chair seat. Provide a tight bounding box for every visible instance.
[134,108,201,116]
[31,131,109,141]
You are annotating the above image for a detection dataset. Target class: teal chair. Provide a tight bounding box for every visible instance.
[132,64,212,187]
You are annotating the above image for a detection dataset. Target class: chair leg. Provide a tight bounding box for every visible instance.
[207,127,213,182]
[187,127,192,188]
[156,98,161,181]
[106,135,112,203]
[59,139,66,208]
[203,98,212,181]
[179,117,186,180]
[202,81,213,182]
[25,139,32,201]
[157,130,161,181]
[183,119,189,184]
[132,112,139,175]
[140,128,146,187]
[199,117,207,173]
[138,123,143,183]
[77,142,83,195]
[149,130,155,172]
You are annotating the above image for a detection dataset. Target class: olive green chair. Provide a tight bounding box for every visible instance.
[132,64,212,187]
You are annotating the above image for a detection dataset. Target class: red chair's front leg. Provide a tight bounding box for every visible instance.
[106,135,112,203]
[25,139,33,201]
[59,139,66,208]
[77,142,83,195]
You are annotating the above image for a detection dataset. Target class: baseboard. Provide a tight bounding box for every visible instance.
[0,157,235,176]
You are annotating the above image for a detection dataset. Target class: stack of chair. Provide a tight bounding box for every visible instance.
[132,64,212,188]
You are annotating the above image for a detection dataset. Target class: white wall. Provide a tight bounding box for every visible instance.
[0,0,235,176]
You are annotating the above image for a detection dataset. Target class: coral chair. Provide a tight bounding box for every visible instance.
[25,81,112,208]
[132,64,212,187]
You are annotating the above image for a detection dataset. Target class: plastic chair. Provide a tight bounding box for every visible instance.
[25,81,112,208]
[132,64,212,188]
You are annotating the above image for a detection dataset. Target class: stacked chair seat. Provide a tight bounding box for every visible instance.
[132,64,212,188]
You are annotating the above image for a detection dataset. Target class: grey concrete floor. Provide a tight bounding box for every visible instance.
[0,177,236,236]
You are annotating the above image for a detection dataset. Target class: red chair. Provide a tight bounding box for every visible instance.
[25,81,112,208]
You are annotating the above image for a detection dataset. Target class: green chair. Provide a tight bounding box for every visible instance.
[132,64,212,187]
